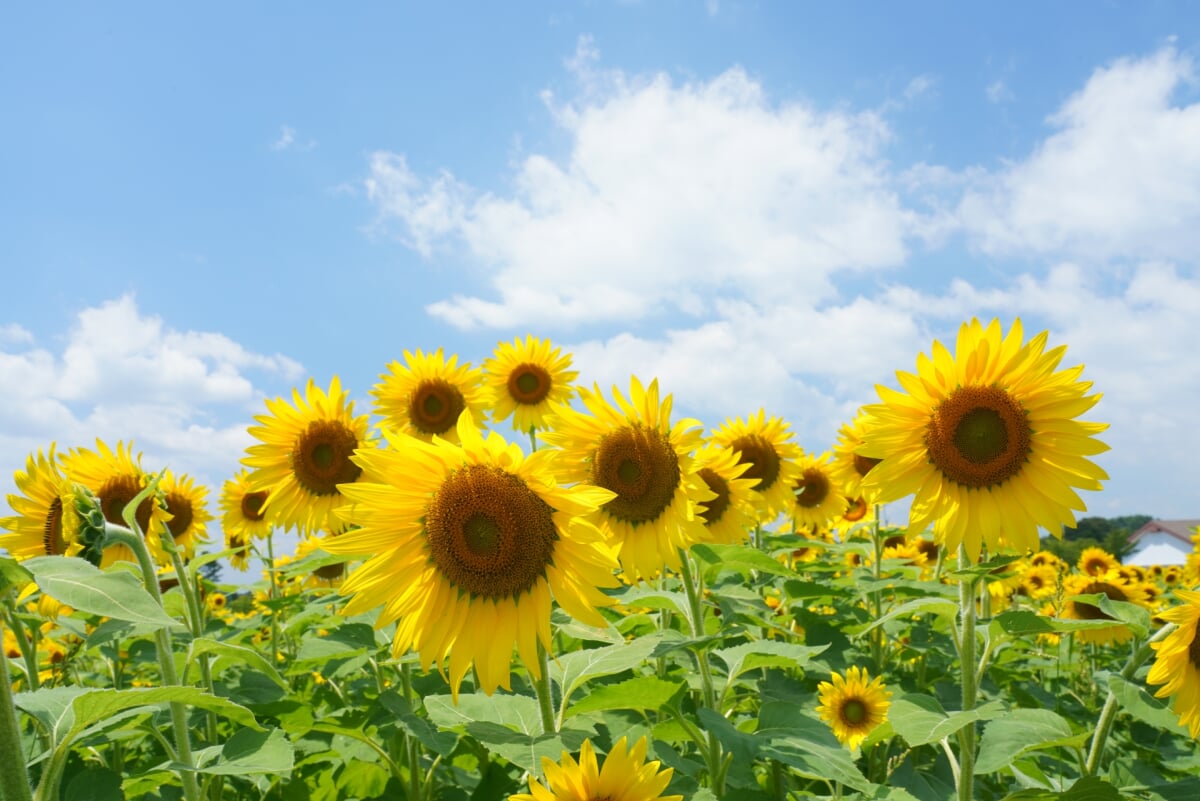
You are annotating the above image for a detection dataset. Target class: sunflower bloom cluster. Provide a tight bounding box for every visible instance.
[859,318,1109,561]
[510,737,681,801]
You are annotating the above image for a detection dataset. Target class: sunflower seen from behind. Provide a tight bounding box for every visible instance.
[510,736,681,801]
[324,412,619,699]
[540,377,712,582]
[371,348,490,444]
[816,666,892,750]
[859,318,1109,562]
[710,410,802,523]
[1146,589,1200,737]
[1,445,83,560]
[243,377,373,536]
[483,335,578,434]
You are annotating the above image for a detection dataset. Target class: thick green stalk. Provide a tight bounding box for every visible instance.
[955,545,978,801]
[870,515,885,670]
[534,640,557,734]
[265,530,280,663]
[0,606,38,692]
[0,628,34,801]
[678,551,724,794]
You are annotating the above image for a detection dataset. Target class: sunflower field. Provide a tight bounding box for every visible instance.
[2,321,1198,801]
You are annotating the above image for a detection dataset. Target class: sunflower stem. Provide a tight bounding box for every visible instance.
[678,549,724,794]
[955,544,978,801]
[1083,622,1177,776]
[870,515,885,671]
[0,623,34,801]
[1,604,38,692]
[534,639,557,734]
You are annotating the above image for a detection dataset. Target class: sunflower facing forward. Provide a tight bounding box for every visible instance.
[157,471,212,561]
[483,335,578,433]
[789,452,845,533]
[1147,589,1200,737]
[510,737,681,801]
[859,319,1109,561]
[830,412,882,503]
[691,443,759,545]
[710,411,803,523]
[243,377,374,536]
[816,666,892,750]
[371,348,490,444]
[540,377,713,582]
[1,445,83,560]
[324,412,619,699]
[219,470,271,572]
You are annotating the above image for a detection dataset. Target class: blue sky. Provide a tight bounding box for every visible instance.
[4,2,1200,573]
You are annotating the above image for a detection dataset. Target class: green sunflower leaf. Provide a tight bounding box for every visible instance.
[975,709,1087,774]
[564,675,685,718]
[22,556,184,630]
[888,695,1006,747]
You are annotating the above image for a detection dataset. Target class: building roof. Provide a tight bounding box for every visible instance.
[1129,519,1200,546]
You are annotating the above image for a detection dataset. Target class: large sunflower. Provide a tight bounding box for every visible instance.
[371,348,490,444]
[830,412,882,503]
[244,377,374,536]
[157,471,212,561]
[691,443,758,545]
[710,411,803,523]
[510,736,681,801]
[483,335,578,434]
[859,318,1109,561]
[790,452,845,532]
[60,440,170,567]
[540,377,712,582]
[1146,589,1200,737]
[816,666,892,750]
[1,445,83,560]
[325,412,619,699]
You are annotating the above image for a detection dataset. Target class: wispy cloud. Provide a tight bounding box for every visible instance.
[271,124,316,152]
[985,79,1014,103]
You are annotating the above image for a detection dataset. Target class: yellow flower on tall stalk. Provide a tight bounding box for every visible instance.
[1019,564,1059,601]
[1146,589,1200,737]
[830,412,882,503]
[710,410,802,523]
[1,445,83,560]
[219,469,272,565]
[540,377,712,582]
[831,496,875,542]
[510,737,681,801]
[61,440,170,567]
[691,443,758,545]
[816,666,892,750]
[1078,547,1119,578]
[483,335,578,433]
[324,412,619,699]
[859,318,1109,561]
[789,453,844,532]
[1062,573,1145,645]
[371,349,490,444]
[244,377,374,536]
[157,471,212,561]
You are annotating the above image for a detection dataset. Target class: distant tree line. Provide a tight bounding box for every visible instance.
[1039,514,1152,565]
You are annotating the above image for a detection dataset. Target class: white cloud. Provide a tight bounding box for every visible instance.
[959,46,1200,263]
[985,79,1014,104]
[271,124,316,152]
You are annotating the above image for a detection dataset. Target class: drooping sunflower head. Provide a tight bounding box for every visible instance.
[509,736,682,801]
[789,452,845,532]
[243,377,374,536]
[1146,589,1200,737]
[1078,546,1119,578]
[831,411,883,503]
[325,411,619,699]
[710,410,804,523]
[816,666,892,750]
[371,348,490,444]
[540,377,712,582]
[860,318,1110,561]
[1,445,85,561]
[157,471,213,560]
[483,335,578,433]
[1063,573,1145,645]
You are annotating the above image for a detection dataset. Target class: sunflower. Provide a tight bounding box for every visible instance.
[830,412,882,503]
[1147,589,1200,737]
[816,666,892,750]
[510,736,681,801]
[157,471,212,561]
[1062,573,1145,645]
[371,349,490,444]
[710,411,803,523]
[859,318,1109,561]
[831,496,876,542]
[60,440,170,567]
[1078,547,1119,578]
[1019,564,1059,601]
[789,453,845,532]
[220,470,273,543]
[691,443,758,545]
[540,377,712,582]
[483,335,578,433]
[324,412,619,699]
[293,533,347,590]
[244,377,374,536]
[1,445,84,560]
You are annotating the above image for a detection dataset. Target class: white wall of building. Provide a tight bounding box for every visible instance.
[1126,531,1190,566]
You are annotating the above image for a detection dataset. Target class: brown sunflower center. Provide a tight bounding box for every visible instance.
[409,379,466,435]
[843,496,868,523]
[1082,557,1109,576]
[292,420,362,496]
[43,497,66,555]
[729,434,781,493]
[793,467,831,509]
[697,468,731,526]
[853,453,881,478]
[241,490,268,521]
[97,474,154,533]
[841,698,868,725]
[593,424,680,525]
[314,562,345,580]
[165,491,195,539]
[925,385,1032,489]
[1072,581,1127,621]
[425,464,557,600]
[507,364,552,405]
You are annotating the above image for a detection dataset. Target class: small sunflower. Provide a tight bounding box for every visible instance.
[1019,564,1059,601]
[220,469,273,545]
[60,440,170,567]
[371,349,490,444]
[157,471,212,561]
[816,666,892,750]
[243,377,374,536]
[860,318,1109,561]
[691,443,758,545]
[830,412,882,503]
[510,736,681,801]
[1146,589,1200,737]
[293,533,347,589]
[1,445,83,560]
[1078,547,1119,578]
[483,335,578,433]
[710,410,803,523]
[540,377,712,582]
[1062,573,1145,645]
[325,412,619,699]
[790,453,845,532]
[831,496,876,542]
